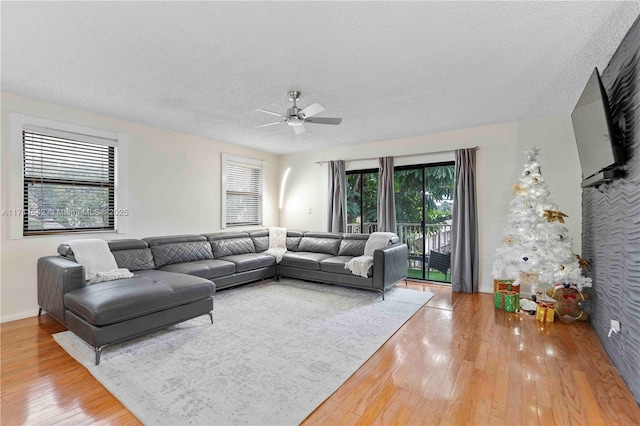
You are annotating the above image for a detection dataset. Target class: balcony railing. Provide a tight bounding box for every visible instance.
[346,222,452,283]
[346,222,451,254]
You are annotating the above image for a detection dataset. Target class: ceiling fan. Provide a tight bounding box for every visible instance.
[254,91,342,135]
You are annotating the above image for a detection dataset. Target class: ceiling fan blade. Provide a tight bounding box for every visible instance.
[293,123,306,135]
[304,117,342,125]
[254,108,285,117]
[254,121,283,128]
[299,103,325,118]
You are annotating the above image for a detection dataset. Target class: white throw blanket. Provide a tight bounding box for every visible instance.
[345,232,397,278]
[67,239,133,284]
[91,268,136,284]
[265,227,287,263]
[345,256,374,278]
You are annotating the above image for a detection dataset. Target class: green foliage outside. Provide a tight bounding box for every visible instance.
[347,165,455,230]
[394,166,454,226]
[346,172,378,229]
[24,139,114,232]
[347,165,455,283]
[27,183,112,231]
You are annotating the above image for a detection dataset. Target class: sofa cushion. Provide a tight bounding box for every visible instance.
[338,234,368,257]
[109,240,156,271]
[246,230,306,252]
[134,269,188,282]
[297,233,342,256]
[286,230,306,251]
[320,256,365,276]
[219,253,276,273]
[279,252,334,271]
[204,232,256,258]
[159,259,236,279]
[57,239,156,271]
[64,271,214,326]
[213,238,256,258]
[249,230,269,253]
[143,235,214,268]
[253,238,269,252]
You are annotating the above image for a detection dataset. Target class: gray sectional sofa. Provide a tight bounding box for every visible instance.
[38,230,408,364]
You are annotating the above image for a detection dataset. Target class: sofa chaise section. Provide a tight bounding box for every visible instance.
[39,238,215,364]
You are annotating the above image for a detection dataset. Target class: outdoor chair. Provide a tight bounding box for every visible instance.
[427,250,451,281]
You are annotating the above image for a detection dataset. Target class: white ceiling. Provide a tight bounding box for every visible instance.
[2,2,639,155]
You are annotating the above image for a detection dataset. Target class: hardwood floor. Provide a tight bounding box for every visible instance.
[2,281,639,425]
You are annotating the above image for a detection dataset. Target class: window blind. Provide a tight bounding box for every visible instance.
[23,130,116,235]
[224,159,263,226]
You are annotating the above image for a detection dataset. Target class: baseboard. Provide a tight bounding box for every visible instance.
[1,310,38,323]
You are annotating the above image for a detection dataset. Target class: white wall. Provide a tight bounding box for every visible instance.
[0,93,280,322]
[279,115,583,294]
[0,93,583,320]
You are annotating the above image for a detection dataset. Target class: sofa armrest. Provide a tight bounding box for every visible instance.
[372,243,408,291]
[37,256,86,325]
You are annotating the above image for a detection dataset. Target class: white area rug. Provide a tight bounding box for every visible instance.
[54,280,433,425]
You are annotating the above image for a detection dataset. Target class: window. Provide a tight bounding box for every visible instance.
[222,154,263,227]
[22,127,118,235]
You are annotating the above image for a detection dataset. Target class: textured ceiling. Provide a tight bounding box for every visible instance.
[2,2,639,155]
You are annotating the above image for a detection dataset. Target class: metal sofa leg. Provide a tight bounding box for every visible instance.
[38,308,43,317]
[208,311,213,324]
[94,345,107,365]
[378,289,385,301]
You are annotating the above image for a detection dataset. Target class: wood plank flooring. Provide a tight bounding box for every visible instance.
[2,281,639,425]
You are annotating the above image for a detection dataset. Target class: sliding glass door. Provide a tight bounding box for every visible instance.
[396,163,454,283]
[346,162,455,283]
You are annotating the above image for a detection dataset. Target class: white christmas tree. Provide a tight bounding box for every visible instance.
[492,147,592,290]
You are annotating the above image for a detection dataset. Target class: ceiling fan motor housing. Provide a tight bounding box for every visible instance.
[254,90,341,134]
[288,91,301,117]
[287,106,301,117]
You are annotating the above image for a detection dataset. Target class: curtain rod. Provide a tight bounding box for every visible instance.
[314,146,479,165]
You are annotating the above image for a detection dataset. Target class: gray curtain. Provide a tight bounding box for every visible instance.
[327,160,347,232]
[451,148,479,293]
[377,156,397,233]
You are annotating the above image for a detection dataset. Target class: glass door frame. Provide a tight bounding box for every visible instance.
[395,161,454,283]
[346,161,455,283]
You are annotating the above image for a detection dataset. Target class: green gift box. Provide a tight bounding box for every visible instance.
[494,290,519,312]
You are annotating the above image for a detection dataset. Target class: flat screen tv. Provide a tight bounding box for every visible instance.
[571,67,625,188]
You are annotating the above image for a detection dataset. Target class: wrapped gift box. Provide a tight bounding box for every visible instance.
[536,301,556,323]
[494,290,520,313]
[493,279,520,293]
